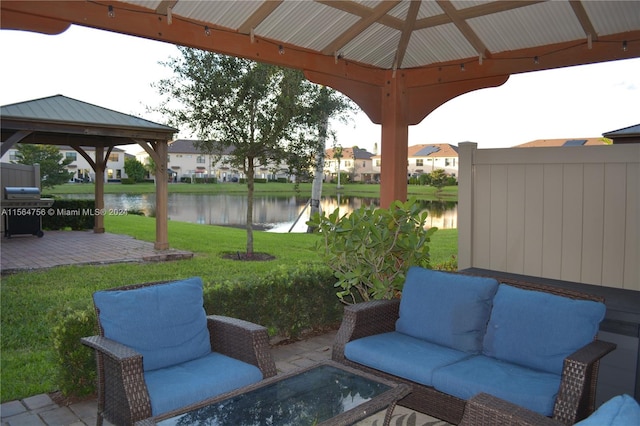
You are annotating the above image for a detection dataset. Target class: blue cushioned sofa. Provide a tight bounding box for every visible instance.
[81,277,276,426]
[332,267,616,425]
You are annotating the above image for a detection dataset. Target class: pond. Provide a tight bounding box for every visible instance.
[57,193,457,232]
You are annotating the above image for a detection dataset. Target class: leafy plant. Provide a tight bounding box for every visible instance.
[308,198,437,303]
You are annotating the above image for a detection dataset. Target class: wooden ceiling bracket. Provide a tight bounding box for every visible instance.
[0,130,32,157]
[71,145,97,171]
[136,140,162,166]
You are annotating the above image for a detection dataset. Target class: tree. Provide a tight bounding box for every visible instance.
[124,158,146,182]
[305,86,354,232]
[429,169,448,195]
[333,145,343,188]
[13,144,73,188]
[153,48,334,256]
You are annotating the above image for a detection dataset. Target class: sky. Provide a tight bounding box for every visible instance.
[1,25,639,155]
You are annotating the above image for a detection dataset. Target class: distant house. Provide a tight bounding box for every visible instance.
[408,143,459,176]
[137,139,291,182]
[513,138,609,148]
[1,145,130,182]
[369,143,459,178]
[325,147,377,183]
[603,124,640,144]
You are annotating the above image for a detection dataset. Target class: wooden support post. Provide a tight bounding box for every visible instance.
[154,141,169,250]
[93,146,105,233]
[379,74,409,208]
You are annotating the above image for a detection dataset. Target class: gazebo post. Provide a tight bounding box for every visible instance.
[154,141,169,250]
[93,145,105,233]
[379,74,409,208]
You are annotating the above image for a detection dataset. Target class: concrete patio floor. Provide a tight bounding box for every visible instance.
[0,231,193,274]
[0,330,449,426]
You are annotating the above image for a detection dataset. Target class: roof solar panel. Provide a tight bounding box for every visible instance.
[563,139,587,146]
[414,146,440,156]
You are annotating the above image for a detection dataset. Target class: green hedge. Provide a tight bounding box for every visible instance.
[194,177,217,184]
[42,199,95,230]
[51,264,343,398]
[206,264,342,338]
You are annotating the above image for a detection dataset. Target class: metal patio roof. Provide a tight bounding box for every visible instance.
[114,0,639,71]
[1,95,176,134]
[0,95,178,154]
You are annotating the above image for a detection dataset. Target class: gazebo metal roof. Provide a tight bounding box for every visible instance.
[1,95,177,154]
[1,0,639,206]
[1,94,175,132]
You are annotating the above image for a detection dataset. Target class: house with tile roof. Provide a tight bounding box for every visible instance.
[369,143,459,179]
[324,146,377,183]
[513,137,610,148]
[408,143,459,176]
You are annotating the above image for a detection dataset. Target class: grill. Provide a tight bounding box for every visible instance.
[3,187,54,238]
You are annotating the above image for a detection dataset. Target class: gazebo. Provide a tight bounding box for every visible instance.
[0,95,178,249]
[1,1,638,207]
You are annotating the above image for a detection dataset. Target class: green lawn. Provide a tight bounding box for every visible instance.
[1,186,458,402]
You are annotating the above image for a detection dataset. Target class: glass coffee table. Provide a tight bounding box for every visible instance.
[136,360,411,426]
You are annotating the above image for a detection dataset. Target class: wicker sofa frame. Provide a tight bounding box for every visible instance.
[459,392,564,426]
[332,275,616,425]
[81,281,277,426]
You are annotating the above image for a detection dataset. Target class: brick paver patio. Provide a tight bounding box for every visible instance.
[1,231,192,274]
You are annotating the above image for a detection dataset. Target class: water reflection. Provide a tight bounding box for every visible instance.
[57,193,457,232]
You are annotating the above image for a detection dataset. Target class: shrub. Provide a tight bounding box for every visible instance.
[194,177,217,184]
[204,263,341,339]
[434,255,458,271]
[42,199,95,230]
[50,305,97,398]
[308,198,438,303]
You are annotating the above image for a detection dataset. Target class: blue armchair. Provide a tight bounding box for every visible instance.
[81,277,276,425]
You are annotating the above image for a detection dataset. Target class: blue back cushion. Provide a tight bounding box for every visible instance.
[483,284,606,374]
[396,267,499,353]
[93,277,211,371]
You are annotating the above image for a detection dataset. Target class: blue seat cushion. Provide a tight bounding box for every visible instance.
[483,284,606,375]
[432,355,561,416]
[575,394,640,426]
[396,267,499,353]
[345,331,471,386]
[145,351,263,416]
[93,277,211,371]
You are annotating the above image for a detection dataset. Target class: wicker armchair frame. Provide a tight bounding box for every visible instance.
[81,280,277,426]
[332,275,616,425]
